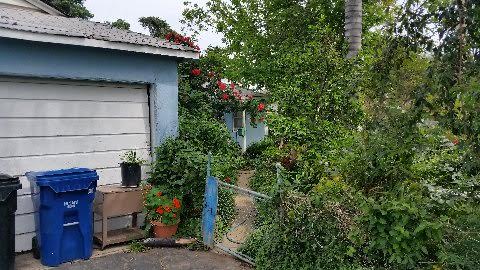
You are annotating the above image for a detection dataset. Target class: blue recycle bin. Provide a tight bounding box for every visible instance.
[26,168,98,267]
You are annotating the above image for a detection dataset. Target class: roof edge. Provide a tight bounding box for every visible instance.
[24,0,64,16]
[0,28,200,59]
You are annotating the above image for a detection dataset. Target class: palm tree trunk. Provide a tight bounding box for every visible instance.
[345,0,363,58]
[455,0,466,83]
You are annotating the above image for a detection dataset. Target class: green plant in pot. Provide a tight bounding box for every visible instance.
[144,186,181,238]
[120,150,145,187]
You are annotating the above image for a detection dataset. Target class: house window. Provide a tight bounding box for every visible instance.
[233,111,244,130]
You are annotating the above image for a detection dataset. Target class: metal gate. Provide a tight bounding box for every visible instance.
[201,153,279,266]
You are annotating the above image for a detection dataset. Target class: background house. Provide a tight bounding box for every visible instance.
[0,0,198,252]
[224,90,268,152]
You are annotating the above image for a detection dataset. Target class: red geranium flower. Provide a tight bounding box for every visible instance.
[165,206,172,213]
[156,191,162,197]
[173,198,181,209]
[156,207,164,214]
[191,68,201,76]
[258,103,265,111]
[222,93,230,100]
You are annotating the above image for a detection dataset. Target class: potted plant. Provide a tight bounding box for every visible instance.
[144,186,181,238]
[120,150,145,187]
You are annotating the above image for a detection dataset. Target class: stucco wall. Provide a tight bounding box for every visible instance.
[224,112,267,151]
[245,113,267,146]
[0,37,179,147]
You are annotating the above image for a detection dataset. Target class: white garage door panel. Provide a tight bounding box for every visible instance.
[0,118,149,137]
[15,213,146,236]
[0,78,152,252]
[15,214,146,252]
[17,165,150,197]
[0,148,150,177]
[1,134,150,158]
[16,166,151,212]
[0,99,149,118]
[0,80,147,102]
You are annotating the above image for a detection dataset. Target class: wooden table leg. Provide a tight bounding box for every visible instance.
[102,213,107,250]
[132,212,138,228]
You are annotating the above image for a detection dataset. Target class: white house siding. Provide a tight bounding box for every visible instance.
[0,77,151,252]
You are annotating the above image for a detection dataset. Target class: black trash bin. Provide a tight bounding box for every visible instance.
[0,174,22,270]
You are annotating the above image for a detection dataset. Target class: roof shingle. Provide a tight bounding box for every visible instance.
[0,6,198,53]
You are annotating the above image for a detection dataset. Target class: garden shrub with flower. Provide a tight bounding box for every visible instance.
[144,186,182,227]
[178,0,480,268]
[146,54,247,240]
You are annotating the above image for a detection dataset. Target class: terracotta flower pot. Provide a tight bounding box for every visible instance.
[152,221,179,238]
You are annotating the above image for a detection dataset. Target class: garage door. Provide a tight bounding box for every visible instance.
[0,78,151,252]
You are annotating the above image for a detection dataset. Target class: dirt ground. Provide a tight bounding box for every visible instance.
[220,170,256,251]
[16,247,251,270]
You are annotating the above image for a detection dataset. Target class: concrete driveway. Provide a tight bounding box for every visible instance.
[16,247,251,270]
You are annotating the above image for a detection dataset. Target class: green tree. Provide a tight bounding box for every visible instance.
[42,0,93,19]
[139,16,174,38]
[106,19,130,30]
[183,0,388,88]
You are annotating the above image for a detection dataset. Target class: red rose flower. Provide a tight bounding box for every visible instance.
[217,81,227,91]
[156,191,162,197]
[191,68,201,76]
[222,93,230,100]
[156,207,164,214]
[258,103,265,111]
[173,198,181,209]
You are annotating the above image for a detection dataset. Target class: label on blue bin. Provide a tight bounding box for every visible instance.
[64,200,79,209]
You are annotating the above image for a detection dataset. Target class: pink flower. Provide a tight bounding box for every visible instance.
[247,94,254,100]
[230,83,235,90]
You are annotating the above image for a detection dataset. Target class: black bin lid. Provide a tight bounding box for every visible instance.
[0,174,19,184]
[0,174,21,202]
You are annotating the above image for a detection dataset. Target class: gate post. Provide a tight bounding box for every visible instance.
[202,153,218,247]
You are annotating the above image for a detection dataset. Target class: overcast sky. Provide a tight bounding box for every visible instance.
[84,0,223,50]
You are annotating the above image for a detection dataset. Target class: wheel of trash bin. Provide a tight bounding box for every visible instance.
[32,236,40,260]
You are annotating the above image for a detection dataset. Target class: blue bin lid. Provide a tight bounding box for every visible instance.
[26,168,98,193]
